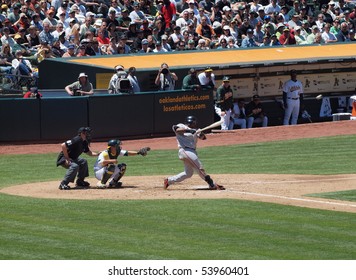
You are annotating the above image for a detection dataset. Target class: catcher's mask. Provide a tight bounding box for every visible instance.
[78,127,92,143]
[108,139,121,154]
[185,115,197,128]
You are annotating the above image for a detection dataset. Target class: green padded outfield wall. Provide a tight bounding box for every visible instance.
[0,99,41,141]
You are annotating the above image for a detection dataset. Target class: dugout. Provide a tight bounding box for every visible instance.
[38,43,356,100]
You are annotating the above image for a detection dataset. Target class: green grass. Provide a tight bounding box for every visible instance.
[307,190,356,202]
[0,134,356,260]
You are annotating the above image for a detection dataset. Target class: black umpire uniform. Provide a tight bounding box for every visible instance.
[57,127,97,190]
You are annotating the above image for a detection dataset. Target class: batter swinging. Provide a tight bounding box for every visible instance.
[164,116,225,190]
[283,69,304,125]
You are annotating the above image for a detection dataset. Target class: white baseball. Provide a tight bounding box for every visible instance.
[316,94,323,100]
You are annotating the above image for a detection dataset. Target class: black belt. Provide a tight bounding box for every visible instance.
[288,97,299,100]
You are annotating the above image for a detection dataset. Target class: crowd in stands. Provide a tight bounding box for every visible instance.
[1,0,355,88]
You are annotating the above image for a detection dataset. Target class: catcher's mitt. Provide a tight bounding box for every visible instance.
[137,147,151,156]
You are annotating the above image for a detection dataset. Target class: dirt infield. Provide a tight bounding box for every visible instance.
[1,121,356,213]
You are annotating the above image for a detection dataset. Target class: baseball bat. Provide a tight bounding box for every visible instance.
[200,120,224,132]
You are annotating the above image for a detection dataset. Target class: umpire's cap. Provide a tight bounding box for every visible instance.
[78,127,91,134]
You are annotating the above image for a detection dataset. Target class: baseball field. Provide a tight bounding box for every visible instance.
[0,121,356,260]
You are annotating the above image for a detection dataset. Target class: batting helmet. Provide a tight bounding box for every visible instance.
[185,115,197,127]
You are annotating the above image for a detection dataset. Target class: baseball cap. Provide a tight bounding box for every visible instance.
[312,25,319,30]
[205,67,213,72]
[156,40,162,45]
[78,72,88,78]
[222,76,230,82]
[189,68,196,74]
[253,94,260,99]
[247,28,253,33]
[188,39,195,44]
[161,34,168,40]
[115,65,124,71]
[223,25,230,30]
[283,28,290,32]
[67,44,75,49]
[121,8,128,13]
[264,15,271,20]
[213,21,222,29]
[295,26,301,31]
[78,127,91,134]
[141,39,148,44]
[222,6,231,12]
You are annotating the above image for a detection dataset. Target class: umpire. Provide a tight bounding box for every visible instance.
[56,127,99,190]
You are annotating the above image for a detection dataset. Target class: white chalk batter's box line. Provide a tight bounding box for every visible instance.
[226,190,356,208]
[239,176,356,184]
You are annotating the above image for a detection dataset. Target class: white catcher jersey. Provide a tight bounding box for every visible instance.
[173,123,199,150]
[94,149,127,172]
[283,79,303,99]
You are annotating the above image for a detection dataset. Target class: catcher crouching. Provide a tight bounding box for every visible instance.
[94,139,150,188]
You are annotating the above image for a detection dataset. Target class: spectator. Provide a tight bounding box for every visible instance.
[270,33,281,46]
[62,44,76,57]
[161,0,177,28]
[215,76,233,130]
[322,23,338,43]
[264,0,281,15]
[65,72,94,96]
[330,18,340,35]
[91,37,105,55]
[241,28,258,48]
[30,14,43,32]
[23,87,42,98]
[259,35,271,46]
[279,27,296,45]
[127,66,141,93]
[198,67,215,89]
[155,62,178,91]
[0,44,14,69]
[153,40,167,52]
[196,15,215,41]
[161,34,172,51]
[138,38,153,53]
[39,22,55,46]
[231,98,247,129]
[196,38,209,50]
[294,26,308,45]
[182,68,201,90]
[176,10,190,30]
[129,2,147,26]
[306,25,321,44]
[316,13,326,32]
[287,13,302,30]
[1,27,16,48]
[245,94,268,128]
[336,22,350,42]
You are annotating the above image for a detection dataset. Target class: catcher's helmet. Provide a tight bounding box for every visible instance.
[185,115,197,126]
[107,139,122,154]
[108,139,121,147]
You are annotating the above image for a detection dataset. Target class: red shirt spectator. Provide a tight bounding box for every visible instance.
[279,28,296,45]
[161,0,177,28]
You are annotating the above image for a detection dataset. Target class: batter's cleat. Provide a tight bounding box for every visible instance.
[209,184,225,190]
[96,181,107,189]
[108,181,122,188]
[163,178,169,189]
[59,182,70,190]
[76,179,90,188]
